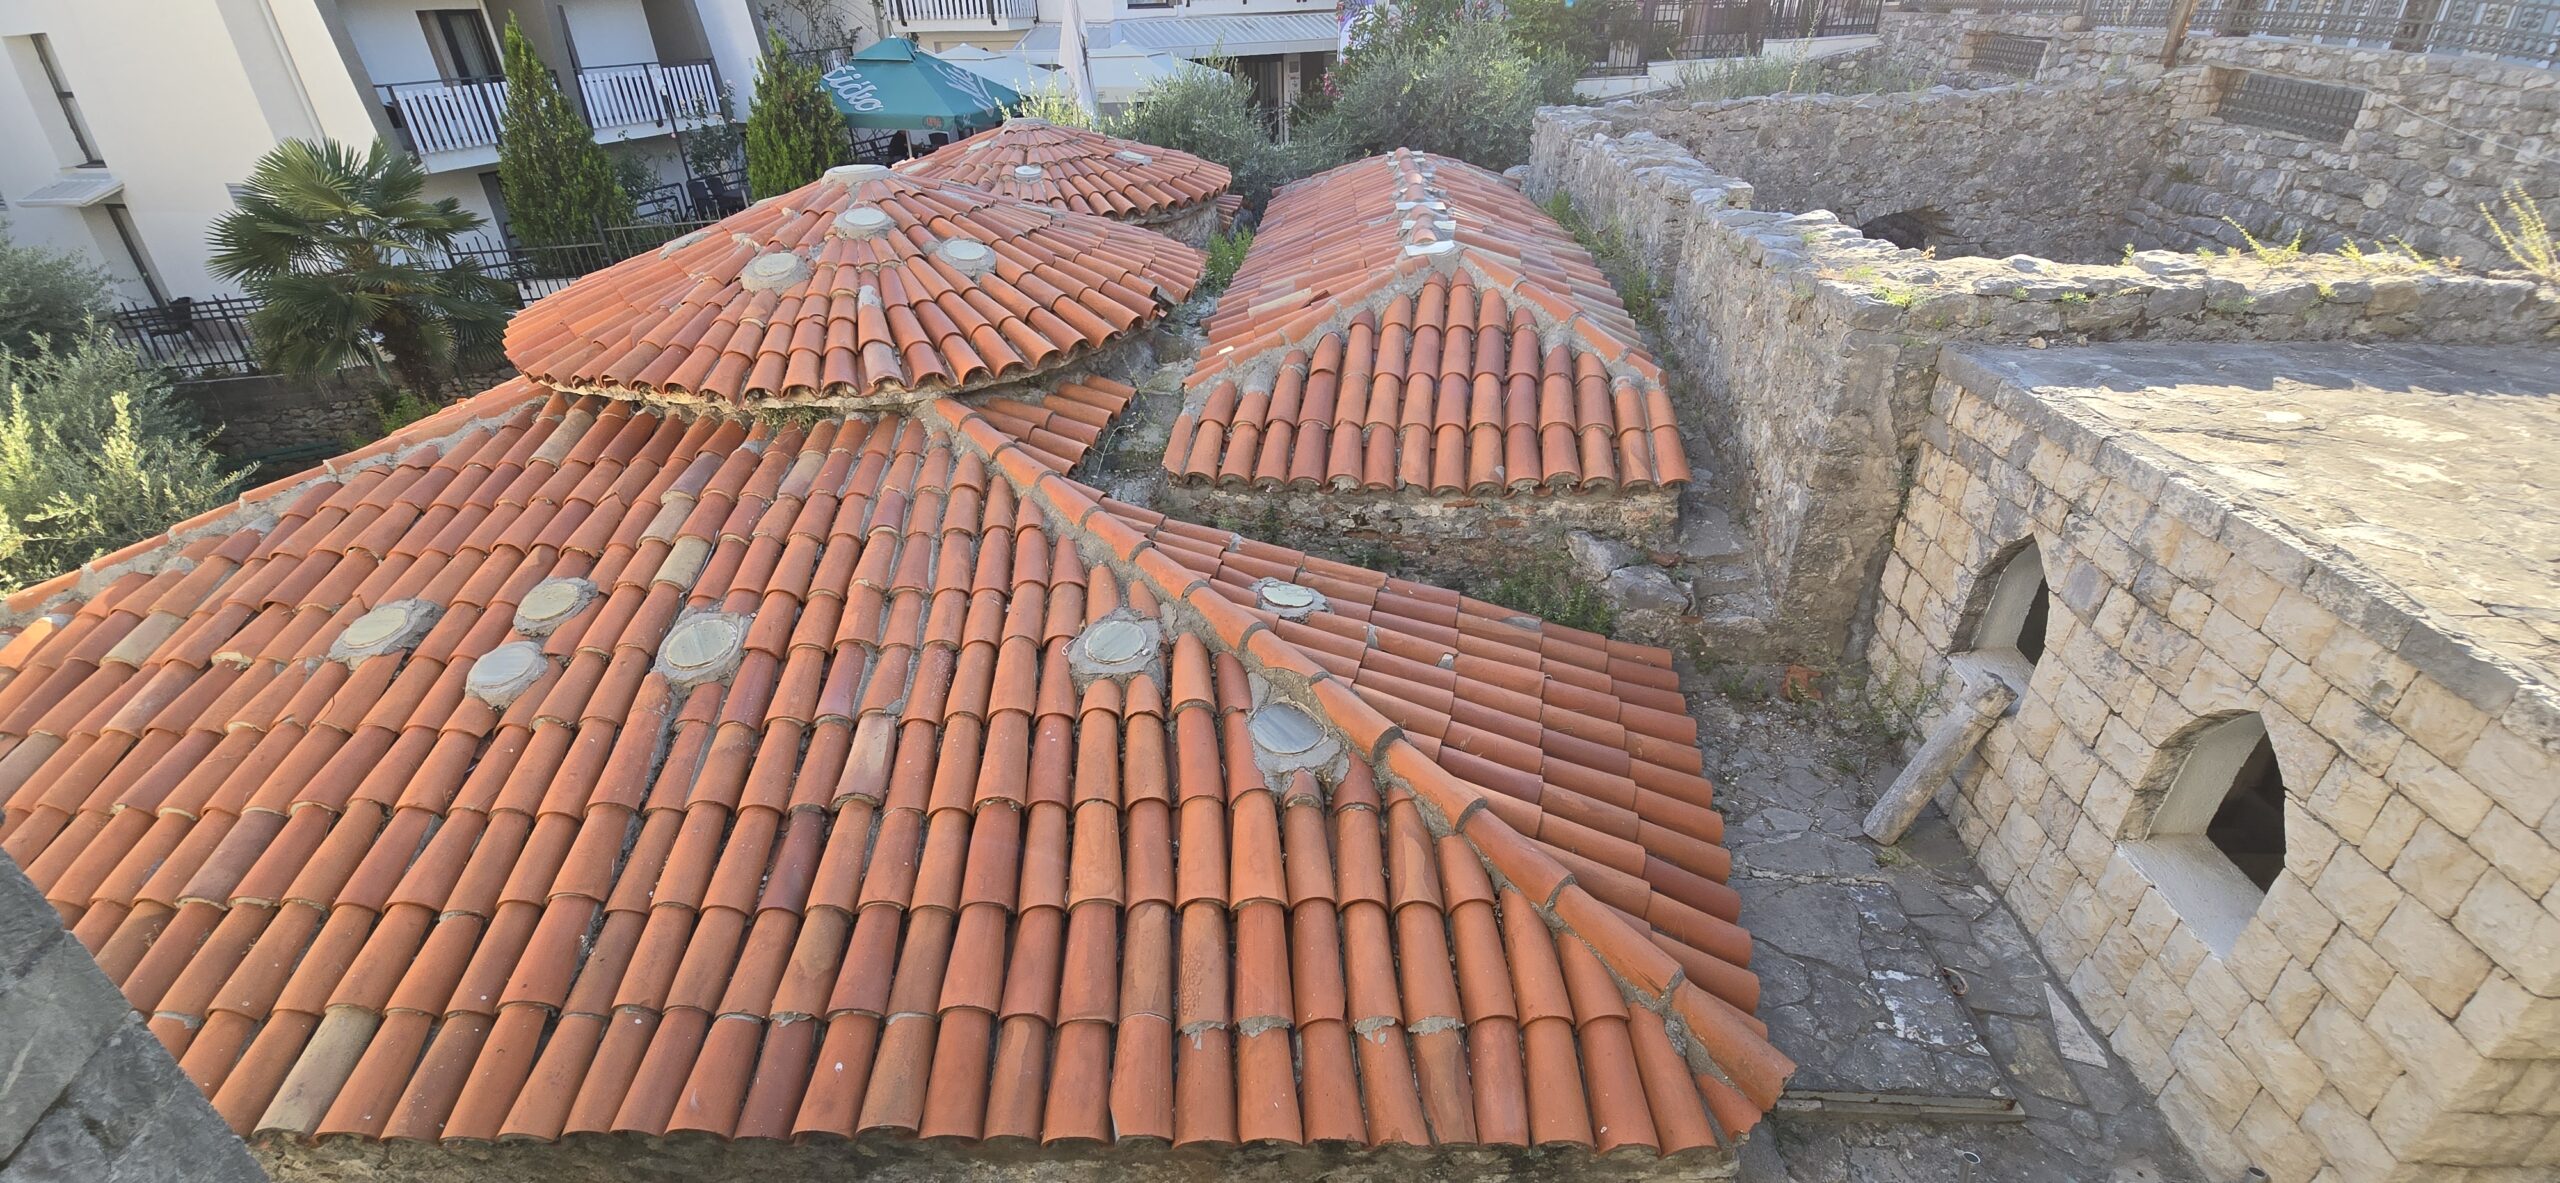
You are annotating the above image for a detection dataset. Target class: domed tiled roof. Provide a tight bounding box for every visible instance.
[901,119,1232,225]
[1170,151,1686,496]
[504,163,1203,410]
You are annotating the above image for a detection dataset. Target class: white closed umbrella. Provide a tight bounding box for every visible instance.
[1086,45,1222,107]
[937,45,1062,98]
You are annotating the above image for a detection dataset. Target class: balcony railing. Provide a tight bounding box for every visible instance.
[376,75,510,155]
[890,0,1038,27]
[576,59,725,131]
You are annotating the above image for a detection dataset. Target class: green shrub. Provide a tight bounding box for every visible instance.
[1006,83,1099,130]
[211,138,513,389]
[496,15,634,247]
[746,33,848,199]
[1112,64,1303,207]
[0,332,238,589]
[1302,15,1577,172]
[1201,227,1253,295]
[0,228,113,357]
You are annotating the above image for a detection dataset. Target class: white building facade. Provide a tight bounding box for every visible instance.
[0,0,767,304]
[894,0,1341,129]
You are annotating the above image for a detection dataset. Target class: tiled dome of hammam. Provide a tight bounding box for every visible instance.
[899,118,1232,228]
[504,162,1203,411]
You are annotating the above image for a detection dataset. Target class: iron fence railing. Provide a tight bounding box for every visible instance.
[1766,0,1886,37]
[1590,0,1767,75]
[1930,0,2558,66]
[107,296,263,378]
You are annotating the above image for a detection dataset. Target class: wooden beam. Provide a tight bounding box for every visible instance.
[2160,0,2201,66]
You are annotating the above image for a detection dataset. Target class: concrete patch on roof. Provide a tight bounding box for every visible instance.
[328,599,442,665]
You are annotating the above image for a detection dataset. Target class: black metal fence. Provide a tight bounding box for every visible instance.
[107,297,264,378]
[1914,0,2558,65]
[1590,0,1768,76]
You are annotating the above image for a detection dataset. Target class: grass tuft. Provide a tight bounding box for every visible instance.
[2482,179,2557,283]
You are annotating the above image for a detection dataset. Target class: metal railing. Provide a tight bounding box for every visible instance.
[890,0,1039,26]
[107,296,263,377]
[1931,0,2558,66]
[576,59,724,131]
[1766,0,1886,37]
[376,75,511,155]
[1589,0,1768,75]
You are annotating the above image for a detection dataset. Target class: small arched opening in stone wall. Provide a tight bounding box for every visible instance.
[1856,208,1947,253]
[1960,538,2051,668]
[2122,712,2292,954]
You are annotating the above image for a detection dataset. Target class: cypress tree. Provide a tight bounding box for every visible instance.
[495,14,634,250]
[746,34,846,199]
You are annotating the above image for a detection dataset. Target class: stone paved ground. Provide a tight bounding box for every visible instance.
[1687,687,2207,1183]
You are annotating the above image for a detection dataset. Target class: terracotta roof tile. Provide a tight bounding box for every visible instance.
[1170,151,1687,496]
[901,119,1231,227]
[505,166,1201,410]
[0,178,1785,1168]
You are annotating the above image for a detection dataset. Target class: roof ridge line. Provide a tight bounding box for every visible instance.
[925,395,1794,1120]
[0,379,558,625]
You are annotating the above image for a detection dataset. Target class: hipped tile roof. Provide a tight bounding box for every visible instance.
[1168,151,1688,496]
[504,163,1202,410]
[0,375,1787,1158]
[901,119,1232,225]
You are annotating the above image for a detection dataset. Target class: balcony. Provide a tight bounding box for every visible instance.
[375,60,726,167]
[890,0,1038,32]
[575,59,727,135]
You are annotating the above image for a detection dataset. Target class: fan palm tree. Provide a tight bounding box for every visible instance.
[210,138,512,389]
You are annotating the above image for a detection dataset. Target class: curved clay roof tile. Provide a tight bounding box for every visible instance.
[503,162,1203,410]
[901,118,1232,225]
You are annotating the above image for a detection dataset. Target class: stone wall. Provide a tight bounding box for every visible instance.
[1877,11,2560,266]
[1862,347,2560,1182]
[1614,79,2175,261]
[0,853,267,1182]
[1525,109,2558,662]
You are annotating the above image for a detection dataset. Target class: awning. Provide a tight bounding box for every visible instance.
[17,173,122,208]
[822,38,1021,133]
[1096,13,1343,59]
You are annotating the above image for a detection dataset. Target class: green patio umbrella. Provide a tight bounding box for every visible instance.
[821,38,1022,134]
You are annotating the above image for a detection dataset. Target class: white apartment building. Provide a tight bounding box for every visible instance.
[0,0,768,305]
[894,0,1342,130]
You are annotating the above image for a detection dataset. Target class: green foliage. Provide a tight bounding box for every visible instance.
[1303,15,1577,172]
[2482,179,2557,283]
[746,33,847,199]
[0,228,112,357]
[1673,51,1926,101]
[209,138,512,389]
[1473,553,1614,635]
[1005,83,1098,130]
[0,332,238,590]
[374,389,443,436]
[680,99,747,179]
[1201,228,1253,296]
[1112,64,1303,207]
[1543,193,1663,337]
[495,16,634,247]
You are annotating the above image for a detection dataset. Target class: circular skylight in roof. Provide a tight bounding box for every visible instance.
[328,598,441,663]
[1013,164,1046,181]
[659,612,749,687]
[1251,704,1326,757]
[1252,578,1329,621]
[833,206,894,238]
[937,237,996,277]
[825,163,893,181]
[340,605,414,651]
[740,250,811,291]
[1081,618,1149,665]
[514,576,596,635]
[466,641,548,706]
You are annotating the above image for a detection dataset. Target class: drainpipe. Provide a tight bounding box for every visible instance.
[1862,661,2017,845]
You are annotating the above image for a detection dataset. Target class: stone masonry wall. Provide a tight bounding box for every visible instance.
[1864,349,2560,1182]
[1525,110,2559,663]
[1877,11,2560,267]
[1614,80,2175,261]
[0,853,267,1182]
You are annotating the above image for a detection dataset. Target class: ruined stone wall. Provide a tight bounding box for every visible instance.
[1615,80,2174,261]
[0,853,267,1182]
[1863,348,2560,1182]
[1877,11,2560,267]
[1525,109,2558,662]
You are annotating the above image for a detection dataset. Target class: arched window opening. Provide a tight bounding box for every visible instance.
[1857,209,1942,252]
[1967,540,2051,666]
[2124,713,2291,954]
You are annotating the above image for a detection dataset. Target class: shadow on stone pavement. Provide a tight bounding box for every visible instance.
[1685,688,2207,1183]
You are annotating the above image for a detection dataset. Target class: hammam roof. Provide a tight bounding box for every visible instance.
[0,374,1788,1159]
[504,163,1203,409]
[1169,150,1687,495]
[900,119,1233,224]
